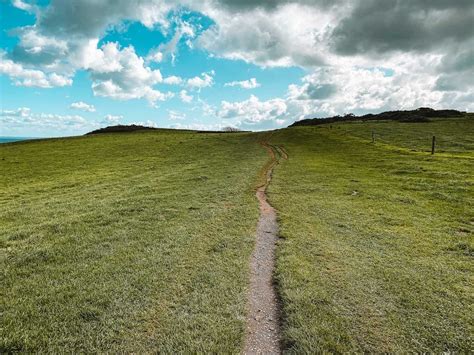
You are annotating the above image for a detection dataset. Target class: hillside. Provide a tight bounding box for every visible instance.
[1,130,268,352]
[1,117,473,352]
[269,116,473,352]
[290,107,467,127]
[85,125,246,135]
[86,124,162,135]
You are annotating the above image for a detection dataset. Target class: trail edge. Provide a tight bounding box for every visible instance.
[243,138,287,354]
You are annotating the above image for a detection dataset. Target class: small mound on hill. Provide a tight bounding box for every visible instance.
[86,125,159,135]
[87,125,251,135]
[290,107,467,127]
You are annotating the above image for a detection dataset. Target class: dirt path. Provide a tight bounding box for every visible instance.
[243,139,287,354]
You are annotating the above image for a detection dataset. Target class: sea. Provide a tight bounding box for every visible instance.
[0,136,38,144]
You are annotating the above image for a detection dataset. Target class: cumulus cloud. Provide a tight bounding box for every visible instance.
[211,0,342,11]
[70,101,96,112]
[179,90,193,103]
[7,1,474,72]
[287,75,337,101]
[332,0,474,56]
[168,110,186,120]
[169,122,225,131]
[434,45,474,92]
[12,0,37,13]
[0,54,72,88]
[187,71,214,89]
[3,0,473,128]
[1,107,95,133]
[216,56,474,130]
[1,2,184,99]
[225,78,260,89]
[87,42,173,105]
[288,68,395,115]
[146,21,195,64]
[163,75,183,85]
[10,27,68,67]
[198,4,329,67]
[38,0,174,38]
[219,95,288,124]
[130,120,159,128]
[1,107,31,117]
[102,114,123,125]
[214,94,297,130]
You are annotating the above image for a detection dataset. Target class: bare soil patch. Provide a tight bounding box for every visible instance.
[243,140,286,354]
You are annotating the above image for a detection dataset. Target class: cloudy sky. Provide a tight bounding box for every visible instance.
[1,0,473,137]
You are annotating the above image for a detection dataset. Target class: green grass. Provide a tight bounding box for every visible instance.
[335,117,474,155]
[1,117,473,352]
[268,119,473,352]
[0,131,268,352]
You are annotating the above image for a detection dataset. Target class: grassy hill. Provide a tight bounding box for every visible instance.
[289,107,467,126]
[1,117,473,352]
[1,131,268,352]
[268,116,473,352]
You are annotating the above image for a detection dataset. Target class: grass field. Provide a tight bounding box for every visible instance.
[1,117,473,352]
[268,117,473,352]
[0,131,267,352]
[335,117,474,156]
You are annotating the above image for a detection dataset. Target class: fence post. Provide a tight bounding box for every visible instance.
[372,131,375,143]
[431,136,436,155]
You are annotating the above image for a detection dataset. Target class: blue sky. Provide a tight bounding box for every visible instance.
[1,0,473,137]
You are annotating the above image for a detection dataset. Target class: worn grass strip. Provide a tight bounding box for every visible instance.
[244,140,286,354]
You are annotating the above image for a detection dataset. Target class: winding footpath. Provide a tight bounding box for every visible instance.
[243,138,288,354]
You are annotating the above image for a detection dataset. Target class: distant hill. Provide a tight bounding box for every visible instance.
[289,108,467,127]
[86,125,160,135]
[86,125,248,135]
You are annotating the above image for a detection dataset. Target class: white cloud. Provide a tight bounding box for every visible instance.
[194,97,217,117]
[147,51,163,63]
[163,75,183,85]
[215,54,474,130]
[146,21,195,64]
[168,110,186,120]
[38,0,175,38]
[169,122,225,131]
[187,71,215,89]
[70,101,96,112]
[12,0,35,13]
[1,108,95,133]
[7,1,336,71]
[10,27,68,67]
[87,42,173,105]
[3,0,473,125]
[225,77,260,89]
[48,73,72,87]
[0,54,72,88]
[179,90,193,103]
[130,120,158,128]
[1,107,31,117]
[197,4,331,68]
[219,95,288,124]
[285,63,451,117]
[102,114,123,125]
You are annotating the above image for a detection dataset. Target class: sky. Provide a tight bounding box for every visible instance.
[0,0,473,137]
